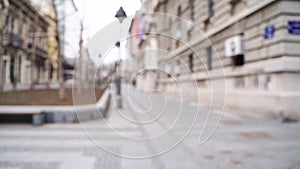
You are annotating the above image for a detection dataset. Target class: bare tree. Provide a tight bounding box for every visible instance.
[51,0,65,100]
[77,21,83,94]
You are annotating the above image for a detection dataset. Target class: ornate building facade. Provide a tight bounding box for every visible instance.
[127,0,300,120]
[0,0,50,90]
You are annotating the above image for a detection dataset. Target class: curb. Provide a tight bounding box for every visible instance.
[0,88,112,124]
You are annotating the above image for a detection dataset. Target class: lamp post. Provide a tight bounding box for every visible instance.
[113,6,127,109]
[115,7,127,23]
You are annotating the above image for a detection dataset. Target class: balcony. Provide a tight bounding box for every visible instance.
[35,47,48,60]
[3,32,24,48]
[25,42,48,59]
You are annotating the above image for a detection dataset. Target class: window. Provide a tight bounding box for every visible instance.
[253,75,259,88]
[176,6,183,47]
[187,30,192,41]
[235,77,245,89]
[11,17,14,32]
[175,60,181,77]
[189,0,195,21]
[177,6,182,17]
[18,56,21,83]
[207,46,212,70]
[177,6,182,31]
[208,0,214,17]
[189,54,194,72]
[204,19,210,32]
[229,0,245,15]
[264,75,271,90]
[204,0,214,32]
[5,15,9,25]
[233,55,244,66]
[188,0,195,40]
[175,40,180,48]
[167,18,172,50]
[10,56,15,84]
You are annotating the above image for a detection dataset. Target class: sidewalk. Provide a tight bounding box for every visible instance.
[0,84,299,168]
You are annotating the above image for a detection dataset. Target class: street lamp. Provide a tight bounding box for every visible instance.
[115,7,127,23]
[113,6,127,109]
[115,40,121,65]
[114,6,127,64]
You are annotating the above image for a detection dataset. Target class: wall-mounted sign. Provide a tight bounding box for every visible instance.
[264,25,275,39]
[288,21,300,35]
[225,35,244,57]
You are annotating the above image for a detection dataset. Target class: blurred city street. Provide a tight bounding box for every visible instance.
[0,85,300,169]
[1,0,300,168]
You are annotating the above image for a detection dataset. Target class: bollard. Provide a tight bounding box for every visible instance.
[116,95,122,109]
[32,113,45,126]
[113,75,122,109]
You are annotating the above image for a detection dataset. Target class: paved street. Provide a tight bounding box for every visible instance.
[0,86,300,169]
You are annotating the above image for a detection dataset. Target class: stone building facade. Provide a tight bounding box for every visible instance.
[30,0,60,84]
[126,0,300,119]
[0,0,49,89]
